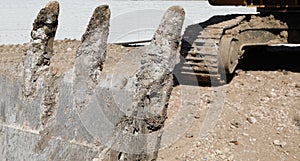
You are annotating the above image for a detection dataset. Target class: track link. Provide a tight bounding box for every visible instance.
[180,16,246,85]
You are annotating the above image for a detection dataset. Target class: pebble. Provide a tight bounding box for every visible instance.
[215,149,223,155]
[260,97,270,103]
[219,155,226,160]
[229,140,239,145]
[194,112,201,119]
[282,70,289,75]
[266,94,272,98]
[185,132,193,138]
[66,47,72,51]
[230,122,239,128]
[228,155,234,160]
[273,140,286,147]
[247,117,257,124]
[281,142,287,147]
[251,111,264,118]
[294,116,300,125]
[270,89,277,97]
[295,83,300,88]
[50,67,58,76]
[273,140,279,145]
[235,69,243,75]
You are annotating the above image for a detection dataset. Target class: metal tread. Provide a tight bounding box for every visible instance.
[180,16,246,85]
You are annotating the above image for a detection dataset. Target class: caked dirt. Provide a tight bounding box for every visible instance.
[0,39,299,161]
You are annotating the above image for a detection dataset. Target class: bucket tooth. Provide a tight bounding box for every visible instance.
[104,6,185,161]
[23,1,59,98]
[73,5,110,113]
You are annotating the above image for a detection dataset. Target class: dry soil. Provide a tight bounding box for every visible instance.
[0,39,299,161]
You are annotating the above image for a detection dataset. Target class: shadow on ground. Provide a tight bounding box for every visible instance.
[237,46,300,73]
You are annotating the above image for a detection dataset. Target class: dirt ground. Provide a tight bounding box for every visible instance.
[0,39,299,161]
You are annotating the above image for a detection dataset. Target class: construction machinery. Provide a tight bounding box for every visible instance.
[180,0,300,85]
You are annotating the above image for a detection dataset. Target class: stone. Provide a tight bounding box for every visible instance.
[215,149,223,155]
[273,140,286,147]
[282,70,289,75]
[247,117,257,124]
[66,47,72,52]
[280,141,287,147]
[231,121,240,128]
[194,112,201,119]
[273,140,281,145]
[185,132,194,138]
[235,69,243,75]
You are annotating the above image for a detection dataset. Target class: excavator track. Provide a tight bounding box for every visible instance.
[180,16,246,85]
